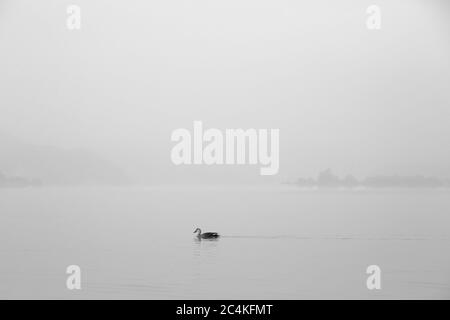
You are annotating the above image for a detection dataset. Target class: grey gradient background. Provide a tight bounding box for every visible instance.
[1,0,449,184]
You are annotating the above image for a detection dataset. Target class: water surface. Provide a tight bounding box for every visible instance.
[0,186,449,299]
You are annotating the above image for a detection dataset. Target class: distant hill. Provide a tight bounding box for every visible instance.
[294,169,450,189]
[0,171,42,188]
[0,132,129,185]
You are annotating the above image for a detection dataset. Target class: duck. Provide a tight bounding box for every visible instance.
[193,228,220,239]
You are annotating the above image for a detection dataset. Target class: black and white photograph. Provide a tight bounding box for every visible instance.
[0,0,449,306]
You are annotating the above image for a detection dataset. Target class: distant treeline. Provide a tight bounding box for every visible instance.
[295,169,450,188]
[0,171,42,188]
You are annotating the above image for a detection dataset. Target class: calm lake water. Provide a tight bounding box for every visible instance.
[0,185,449,299]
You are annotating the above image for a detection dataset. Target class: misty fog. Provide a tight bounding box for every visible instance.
[1,0,449,184]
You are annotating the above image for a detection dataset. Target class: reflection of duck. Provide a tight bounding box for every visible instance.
[193,228,220,239]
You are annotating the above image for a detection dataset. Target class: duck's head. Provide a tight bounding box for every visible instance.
[193,228,201,234]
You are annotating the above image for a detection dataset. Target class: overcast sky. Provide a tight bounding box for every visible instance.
[0,0,449,183]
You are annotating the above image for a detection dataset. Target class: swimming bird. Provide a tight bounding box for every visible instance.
[193,228,220,239]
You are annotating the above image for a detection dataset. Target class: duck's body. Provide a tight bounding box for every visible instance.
[194,228,220,239]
